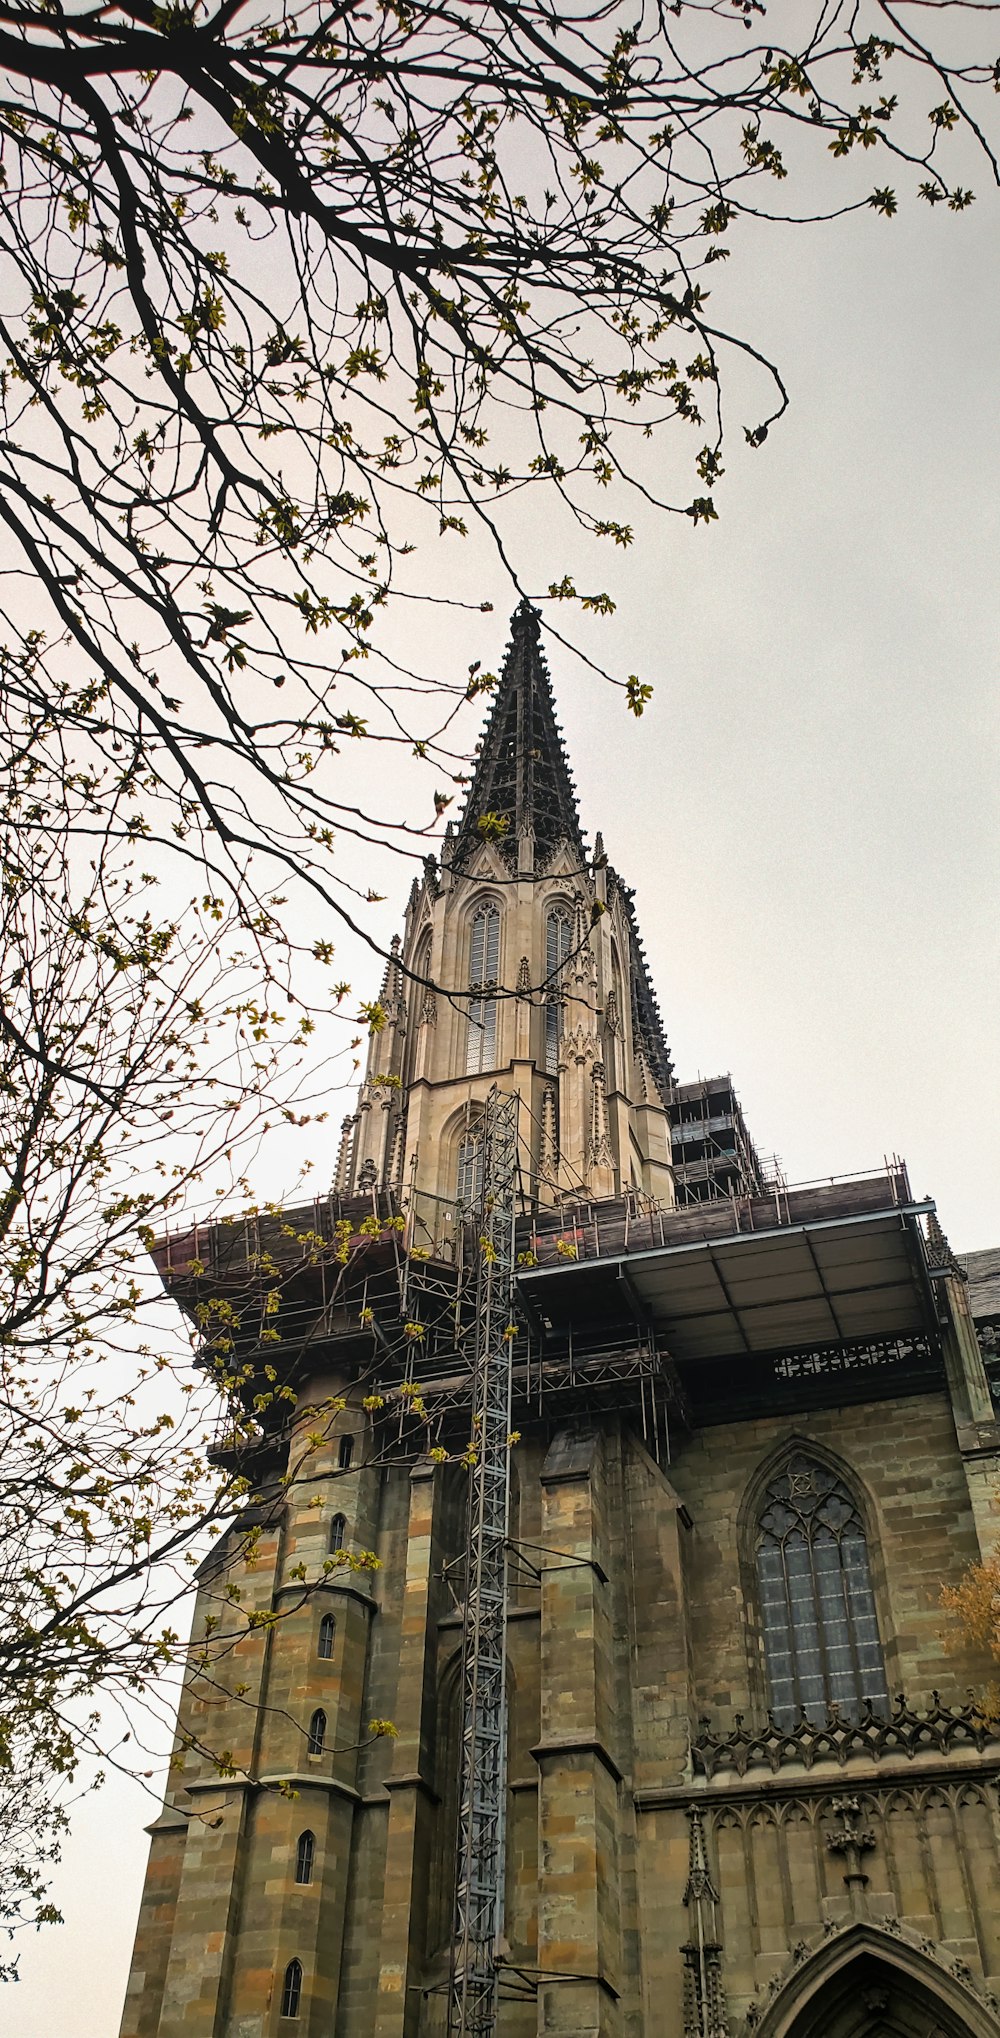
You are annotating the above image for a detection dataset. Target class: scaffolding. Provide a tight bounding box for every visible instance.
[449,1085,519,2038]
[667,1075,765,1206]
[150,1142,938,2038]
[155,1098,520,2038]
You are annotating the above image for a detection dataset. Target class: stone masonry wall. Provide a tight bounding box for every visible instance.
[121,1388,1000,2038]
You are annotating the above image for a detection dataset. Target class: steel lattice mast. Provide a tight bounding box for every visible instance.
[449,1085,519,2038]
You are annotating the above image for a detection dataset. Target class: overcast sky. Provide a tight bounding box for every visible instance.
[9,131,1000,2038]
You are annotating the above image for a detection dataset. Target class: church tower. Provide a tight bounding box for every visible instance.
[337,597,674,1214]
[121,610,1000,2038]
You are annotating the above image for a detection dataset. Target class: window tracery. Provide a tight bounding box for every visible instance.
[544,905,572,1073]
[456,1122,485,1211]
[404,928,433,1085]
[754,1453,888,1726]
[465,901,501,1073]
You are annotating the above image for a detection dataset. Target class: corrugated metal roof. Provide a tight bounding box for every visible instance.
[958,1246,1000,1321]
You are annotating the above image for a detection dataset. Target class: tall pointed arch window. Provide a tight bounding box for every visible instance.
[755,1454,889,1726]
[456,1121,485,1213]
[404,928,433,1088]
[465,902,501,1074]
[280,1960,303,2018]
[544,906,573,1074]
[606,943,625,1093]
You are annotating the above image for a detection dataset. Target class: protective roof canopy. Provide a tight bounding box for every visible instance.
[518,1202,935,1361]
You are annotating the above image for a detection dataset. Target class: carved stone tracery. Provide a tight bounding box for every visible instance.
[702,1775,996,1839]
[693,1693,999,1781]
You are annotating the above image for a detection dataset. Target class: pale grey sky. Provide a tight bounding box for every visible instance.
[8,154,1000,2038]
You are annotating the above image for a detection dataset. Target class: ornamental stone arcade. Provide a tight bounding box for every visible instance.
[121,606,1000,2038]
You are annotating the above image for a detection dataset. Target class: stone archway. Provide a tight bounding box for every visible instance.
[781,1948,974,2038]
[744,1925,1000,2038]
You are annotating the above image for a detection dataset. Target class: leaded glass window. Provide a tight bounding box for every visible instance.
[755,1454,888,1726]
[457,1127,484,1212]
[466,903,501,1073]
[295,1831,315,1885]
[544,907,572,1073]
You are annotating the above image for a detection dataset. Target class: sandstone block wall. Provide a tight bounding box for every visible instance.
[122,1389,1000,2038]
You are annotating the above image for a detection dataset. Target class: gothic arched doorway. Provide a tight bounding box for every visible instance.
[745,1925,1000,2038]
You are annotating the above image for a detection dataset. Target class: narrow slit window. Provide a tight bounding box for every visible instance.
[755,1454,889,1727]
[466,902,501,1074]
[338,1434,354,1472]
[294,1831,315,1885]
[318,1612,336,1660]
[280,1959,302,2018]
[544,907,573,1074]
[329,1514,346,1555]
[306,1709,326,1757]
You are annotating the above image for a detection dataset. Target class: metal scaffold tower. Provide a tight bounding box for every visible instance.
[449,1085,519,2038]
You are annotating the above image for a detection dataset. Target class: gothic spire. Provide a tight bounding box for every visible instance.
[451,599,586,872]
[924,1207,966,1280]
[609,867,674,1100]
[680,1809,730,2038]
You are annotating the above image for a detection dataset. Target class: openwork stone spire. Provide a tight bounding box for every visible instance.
[681,1808,730,2038]
[924,1207,966,1280]
[451,599,586,871]
[611,867,674,1098]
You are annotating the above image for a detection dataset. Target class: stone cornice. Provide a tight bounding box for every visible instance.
[172,1769,365,1805]
[257,1771,362,1802]
[531,1736,624,1785]
[634,1749,1000,1814]
[956,1418,1000,1457]
[273,1578,378,1615]
[144,1810,192,1835]
[383,1769,441,1805]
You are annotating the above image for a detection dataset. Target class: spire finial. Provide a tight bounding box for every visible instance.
[511,596,541,640]
[451,603,585,872]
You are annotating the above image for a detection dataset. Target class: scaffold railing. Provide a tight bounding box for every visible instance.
[449,1085,518,2038]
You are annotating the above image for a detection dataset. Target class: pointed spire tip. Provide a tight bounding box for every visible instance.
[511,596,541,639]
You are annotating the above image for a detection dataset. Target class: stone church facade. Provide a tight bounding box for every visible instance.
[122,606,1000,2038]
